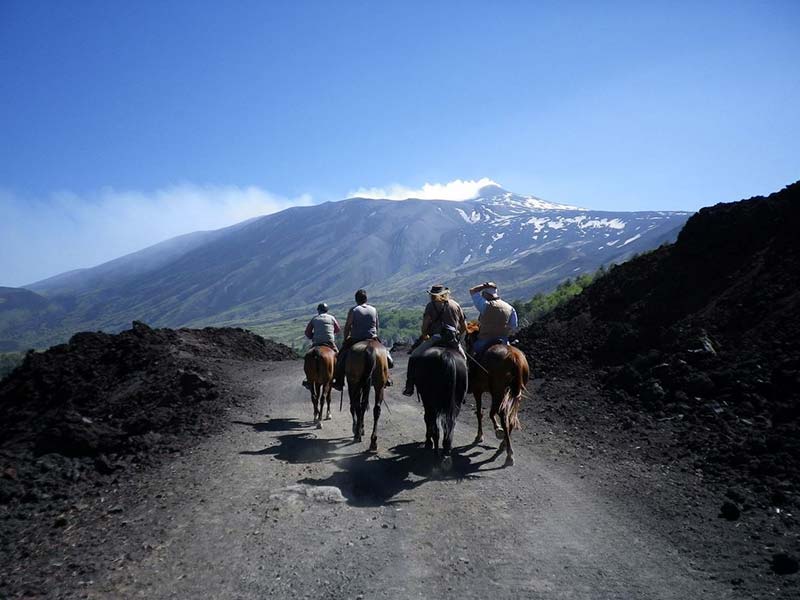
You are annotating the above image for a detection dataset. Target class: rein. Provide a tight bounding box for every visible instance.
[465,351,489,374]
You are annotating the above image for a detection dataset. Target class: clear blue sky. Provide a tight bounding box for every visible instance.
[1,0,799,285]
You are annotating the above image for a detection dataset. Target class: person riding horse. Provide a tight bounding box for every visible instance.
[468,281,518,356]
[331,289,393,391]
[402,283,467,397]
[301,302,340,390]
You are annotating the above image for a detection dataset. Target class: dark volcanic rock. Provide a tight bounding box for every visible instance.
[771,553,799,575]
[0,323,295,510]
[518,181,800,505]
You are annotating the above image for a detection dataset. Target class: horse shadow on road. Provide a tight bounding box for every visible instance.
[299,441,507,507]
[237,418,351,464]
[232,418,305,433]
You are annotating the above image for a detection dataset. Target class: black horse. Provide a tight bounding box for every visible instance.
[409,344,468,462]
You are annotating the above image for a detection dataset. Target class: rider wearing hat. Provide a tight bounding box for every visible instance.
[302,302,341,389]
[402,283,467,397]
[468,281,518,356]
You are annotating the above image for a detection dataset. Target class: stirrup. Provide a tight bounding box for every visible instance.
[402,383,414,397]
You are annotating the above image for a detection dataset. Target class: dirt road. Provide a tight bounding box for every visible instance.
[69,357,739,599]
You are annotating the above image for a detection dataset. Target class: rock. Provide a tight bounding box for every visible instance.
[771,553,799,575]
[719,501,740,521]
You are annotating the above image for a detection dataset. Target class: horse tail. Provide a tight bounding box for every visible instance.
[438,350,461,438]
[503,349,529,432]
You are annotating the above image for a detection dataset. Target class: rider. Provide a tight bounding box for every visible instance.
[402,283,467,397]
[468,281,518,356]
[331,289,393,391]
[301,302,340,390]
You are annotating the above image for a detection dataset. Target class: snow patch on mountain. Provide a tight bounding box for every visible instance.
[620,233,642,247]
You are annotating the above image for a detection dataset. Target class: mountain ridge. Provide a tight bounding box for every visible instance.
[3,187,692,349]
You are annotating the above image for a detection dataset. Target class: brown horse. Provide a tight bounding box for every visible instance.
[303,345,336,428]
[345,339,390,451]
[466,322,529,466]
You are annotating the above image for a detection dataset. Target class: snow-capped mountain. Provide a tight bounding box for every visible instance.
[1,185,691,349]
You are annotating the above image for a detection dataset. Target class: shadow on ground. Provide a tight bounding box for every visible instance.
[299,441,508,507]
[232,418,306,432]
[240,431,351,463]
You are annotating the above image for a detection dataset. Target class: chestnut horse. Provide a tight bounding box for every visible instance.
[303,345,336,428]
[345,339,390,451]
[466,322,529,466]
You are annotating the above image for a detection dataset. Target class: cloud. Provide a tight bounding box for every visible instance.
[0,184,312,287]
[347,177,500,201]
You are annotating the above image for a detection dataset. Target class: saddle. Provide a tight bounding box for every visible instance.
[431,327,461,350]
[473,337,508,362]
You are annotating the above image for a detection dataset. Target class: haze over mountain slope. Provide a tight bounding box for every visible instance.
[1,185,690,349]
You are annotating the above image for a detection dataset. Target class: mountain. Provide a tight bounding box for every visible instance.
[4,185,691,349]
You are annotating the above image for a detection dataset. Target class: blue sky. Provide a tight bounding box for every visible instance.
[1,0,799,286]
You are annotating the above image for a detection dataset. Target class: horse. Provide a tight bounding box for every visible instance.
[409,344,468,462]
[465,322,530,466]
[345,339,390,451]
[303,345,336,428]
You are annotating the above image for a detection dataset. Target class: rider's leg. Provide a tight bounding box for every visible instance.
[331,342,352,391]
[403,338,434,396]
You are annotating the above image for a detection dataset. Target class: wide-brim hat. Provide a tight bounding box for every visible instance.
[427,284,449,295]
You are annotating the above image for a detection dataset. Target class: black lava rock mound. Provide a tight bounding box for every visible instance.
[0,322,295,506]
[518,181,800,503]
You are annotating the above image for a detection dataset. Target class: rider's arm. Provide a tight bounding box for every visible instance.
[304,321,314,340]
[471,291,487,314]
[508,307,519,332]
[343,308,354,339]
[333,318,341,334]
[420,304,432,337]
[458,305,467,334]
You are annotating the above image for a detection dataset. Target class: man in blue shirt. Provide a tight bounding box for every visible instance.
[469,281,518,355]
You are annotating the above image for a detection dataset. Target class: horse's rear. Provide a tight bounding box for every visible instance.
[303,345,336,427]
[345,339,389,450]
[414,346,468,460]
[471,343,529,466]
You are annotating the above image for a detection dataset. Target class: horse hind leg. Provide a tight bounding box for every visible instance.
[324,383,332,420]
[500,404,515,467]
[474,392,484,444]
[423,403,435,450]
[489,395,505,440]
[309,385,321,426]
[368,387,382,453]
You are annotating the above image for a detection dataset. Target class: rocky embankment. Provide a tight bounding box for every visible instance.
[518,182,800,575]
[0,322,294,513]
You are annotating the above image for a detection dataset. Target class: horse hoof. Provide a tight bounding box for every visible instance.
[316,421,323,430]
[325,413,331,421]
[441,456,453,470]
[424,440,433,450]
[494,428,505,440]
[504,455,515,467]
[368,442,378,453]
[473,435,483,445]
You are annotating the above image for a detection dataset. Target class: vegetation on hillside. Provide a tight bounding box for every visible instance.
[512,267,607,326]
